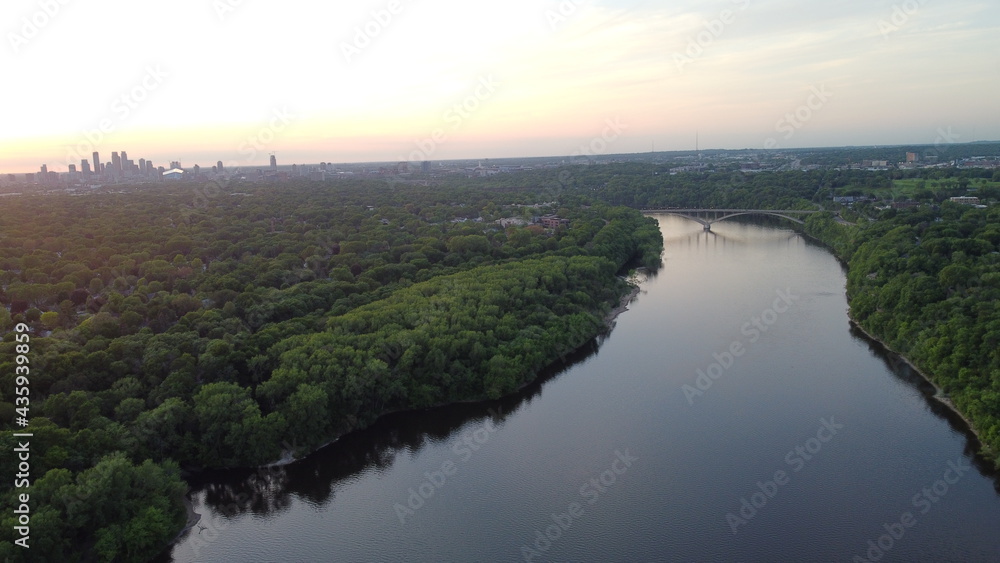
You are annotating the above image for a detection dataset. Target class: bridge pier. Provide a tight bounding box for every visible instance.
[704,223,712,231]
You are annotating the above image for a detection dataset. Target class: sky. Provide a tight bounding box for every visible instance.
[2,0,999,173]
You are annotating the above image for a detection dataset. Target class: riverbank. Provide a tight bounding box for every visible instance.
[224,274,649,469]
[157,268,652,559]
[604,283,641,329]
[848,316,994,461]
[801,220,996,465]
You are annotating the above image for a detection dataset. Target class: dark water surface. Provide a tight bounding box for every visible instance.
[161,216,1000,562]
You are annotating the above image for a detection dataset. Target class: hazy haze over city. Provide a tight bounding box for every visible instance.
[3,0,999,173]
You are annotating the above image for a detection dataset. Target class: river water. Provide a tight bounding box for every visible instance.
[160,215,1000,562]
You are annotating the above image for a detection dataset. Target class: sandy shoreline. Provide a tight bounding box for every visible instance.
[604,283,641,329]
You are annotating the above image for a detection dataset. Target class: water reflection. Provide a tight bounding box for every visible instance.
[850,323,1000,492]
[158,339,604,560]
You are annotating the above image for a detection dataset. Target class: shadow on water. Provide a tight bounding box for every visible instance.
[155,337,606,561]
[849,323,1000,493]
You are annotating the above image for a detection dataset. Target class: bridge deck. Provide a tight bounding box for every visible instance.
[641,209,819,213]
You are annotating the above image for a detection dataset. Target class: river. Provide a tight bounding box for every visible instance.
[159,215,1000,562]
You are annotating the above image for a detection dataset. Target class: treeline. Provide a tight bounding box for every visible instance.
[0,181,661,561]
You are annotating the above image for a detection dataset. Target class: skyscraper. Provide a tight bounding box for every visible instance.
[112,152,121,175]
[217,160,224,173]
[81,160,91,175]
[270,154,277,170]
[92,152,100,175]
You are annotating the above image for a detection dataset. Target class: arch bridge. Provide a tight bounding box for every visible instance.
[641,208,820,231]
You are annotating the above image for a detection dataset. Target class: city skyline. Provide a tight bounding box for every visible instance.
[2,0,999,174]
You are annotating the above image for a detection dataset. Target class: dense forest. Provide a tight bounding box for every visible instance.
[0,181,662,561]
[805,207,1000,463]
[3,162,998,561]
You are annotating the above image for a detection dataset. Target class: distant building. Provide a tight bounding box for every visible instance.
[92,151,100,175]
[81,160,91,175]
[539,215,570,229]
[906,152,918,163]
[497,217,529,228]
[949,196,980,205]
[217,160,224,173]
[833,196,870,205]
[163,168,185,181]
[270,154,277,170]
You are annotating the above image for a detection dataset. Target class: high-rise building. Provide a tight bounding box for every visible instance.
[121,151,128,166]
[81,160,91,175]
[217,160,224,173]
[170,161,181,170]
[112,152,122,175]
[40,164,48,175]
[139,158,146,173]
[68,164,76,172]
[270,154,277,170]
[92,152,100,174]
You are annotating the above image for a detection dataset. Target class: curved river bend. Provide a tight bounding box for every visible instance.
[160,215,1000,562]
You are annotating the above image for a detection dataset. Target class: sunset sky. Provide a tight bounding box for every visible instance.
[2,0,998,173]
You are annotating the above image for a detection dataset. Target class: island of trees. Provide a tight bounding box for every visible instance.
[0,180,661,561]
